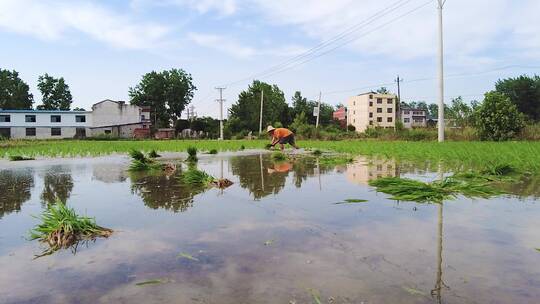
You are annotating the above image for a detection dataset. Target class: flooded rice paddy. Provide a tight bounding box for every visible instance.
[0,152,539,303]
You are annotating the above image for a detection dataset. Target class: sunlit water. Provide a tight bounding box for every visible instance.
[0,152,539,304]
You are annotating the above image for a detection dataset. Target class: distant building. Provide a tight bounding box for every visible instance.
[0,99,151,139]
[346,92,397,132]
[400,107,427,128]
[332,107,347,128]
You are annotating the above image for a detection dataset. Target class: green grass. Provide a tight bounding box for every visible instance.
[9,155,35,161]
[369,177,502,203]
[2,140,540,173]
[29,201,112,256]
[317,155,354,166]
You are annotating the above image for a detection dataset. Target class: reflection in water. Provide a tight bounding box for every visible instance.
[230,154,287,199]
[346,158,400,185]
[92,164,127,183]
[41,166,74,204]
[130,169,207,212]
[0,169,34,218]
[431,203,448,303]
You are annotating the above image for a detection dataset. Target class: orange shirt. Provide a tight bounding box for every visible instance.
[273,128,293,139]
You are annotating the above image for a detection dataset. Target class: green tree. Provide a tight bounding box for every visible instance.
[0,69,33,109]
[376,87,390,94]
[495,75,540,121]
[72,107,86,111]
[291,91,333,126]
[36,73,73,110]
[129,69,196,128]
[474,91,526,141]
[447,96,474,127]
[228,80,289,133]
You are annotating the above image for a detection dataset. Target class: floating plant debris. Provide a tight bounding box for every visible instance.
[307,288,322,304]
[177,252,199,261]
[135,279,165,286]
[335,199,368,204]
[402,286,426,297]
[536,248,540,252]
[369,177,502,203]
[263,239,274,246]
[9,155,35,161]
[29,202,112,257]
[186,146,198,162]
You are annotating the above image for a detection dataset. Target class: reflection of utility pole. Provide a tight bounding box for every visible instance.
[259,89,264,134]
[215,87,225,140]
[437,0,447,142]
[259,153,265,192]
[219,158,224,195]
[316,157,322,190]
[431,203,445,303]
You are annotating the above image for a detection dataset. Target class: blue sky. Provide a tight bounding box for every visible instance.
[0,0,539,118]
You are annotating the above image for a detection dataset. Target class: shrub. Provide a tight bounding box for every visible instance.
[474,91,526,141]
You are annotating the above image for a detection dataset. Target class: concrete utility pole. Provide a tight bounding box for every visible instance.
[437,0,446,142]
[315,91,322,128]
[259,89,264,134]
[395,75,402,123]
[215,87,226,140]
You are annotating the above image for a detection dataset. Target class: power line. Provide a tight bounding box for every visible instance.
[220,0,425,87]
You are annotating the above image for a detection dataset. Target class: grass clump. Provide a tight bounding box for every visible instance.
[186,146,198,162]
[29,202,112,256]
[311,149,323,156]
[181,168,215,186]
[240,145,245,150]
[208,149,218,154]
[129,150,162,171]
[369,177,502,203]
[271,151,287,161]
[9,155,35,161]
[148,149,161,158]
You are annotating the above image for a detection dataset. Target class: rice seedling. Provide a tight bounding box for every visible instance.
[271,151,287,161]
[148,149,161,158]
[265,143,273,150]
[369,177,502,203]
[311,149,323,156]
[9,155,35,161]
[208,149,218,154]
[481,163,517,176]
[128,150,162,171]
[186,146,198,162]
[181,168,215,186]
[334,199,368,204]
[240,144,245,150]
[177,252,199,261]
[29,201,112,256]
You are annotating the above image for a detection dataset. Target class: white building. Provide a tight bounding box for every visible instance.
[0,99,151,139]
[400,107,427,128]
[347,92,397,132]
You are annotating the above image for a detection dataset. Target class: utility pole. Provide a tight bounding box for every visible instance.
[259,89,264,134]
[395,75,402,124]
[315,91,322,128]
[215,87,225,140]
[437,0,446,142]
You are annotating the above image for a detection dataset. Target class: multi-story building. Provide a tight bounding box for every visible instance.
[0,99,151,139]
[400,107,427,128]
[346,92,397,132]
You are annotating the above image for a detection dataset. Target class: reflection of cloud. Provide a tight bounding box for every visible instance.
[346,157,399,185]
[92,164,127,183]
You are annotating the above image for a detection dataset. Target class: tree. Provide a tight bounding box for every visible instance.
[474,91,526,141]
[228,80,289,133]
[376,87,390,94]
[0,69,33,109]
[447,96,474,127]
[291,91,333,126]
[36,74,73,110]
[129,69,196,128]
[495,75,540,121]
[73,107,86,111]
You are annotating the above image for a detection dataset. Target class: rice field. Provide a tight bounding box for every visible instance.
[1,139,540,172]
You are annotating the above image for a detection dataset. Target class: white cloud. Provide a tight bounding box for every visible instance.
[131,0,237,16]
[0,0,171,50]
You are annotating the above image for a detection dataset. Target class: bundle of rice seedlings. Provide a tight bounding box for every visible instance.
[129,149,146,162]
[128,149,162,171]
[186,146,198,162]
[181,168,215,186]
[481,163,516,176]
[208,149,218,154]
[271,151,287,161]
[265,144,273,150]
[240,145,245,150]
[9,155,35,161]
[148,150,161,158]
[29,202,112,256]
[311,149,323,156]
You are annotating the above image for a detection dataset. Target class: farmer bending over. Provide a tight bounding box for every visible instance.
[267,126,299,151]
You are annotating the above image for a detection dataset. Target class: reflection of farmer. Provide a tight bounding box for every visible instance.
[267,126,299,151]
[267,162,292,174]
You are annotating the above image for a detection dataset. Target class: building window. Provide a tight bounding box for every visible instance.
[387,117,393,123]
[369,112,373,118]
[369,94,373,99]
[25,115,36,122]
[404,118,410,123]
[369,120,373,125]
[387,98,393,104]
[377,98,383,104]
[377,108,383,113]
[51,128,61,136]
[75,128,86,138]
[353,119,356,123]
[377,117,382,123]
[26,128,36,136]
[353,101,356,106]
[51,115,61,123]
[75,115,86,123]
[104,130,112,134]
[0,115,10,122]
[369,101,373,106]
[387,108,393,113]
[353,110,356,114]
[404,110,410,115]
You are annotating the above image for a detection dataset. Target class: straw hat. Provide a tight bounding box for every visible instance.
[266,125,276,133]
